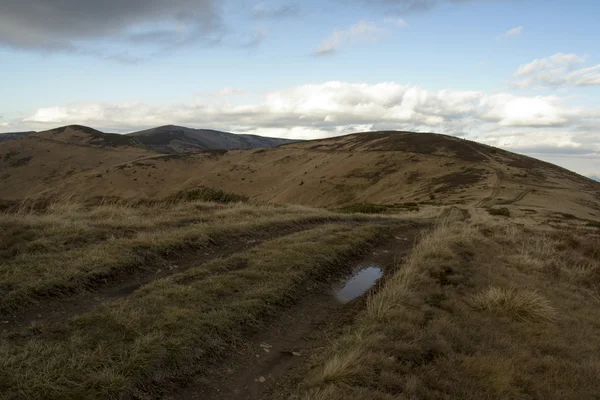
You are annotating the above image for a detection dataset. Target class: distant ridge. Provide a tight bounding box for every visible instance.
[128,125,297,153]
[34,125,144,148]
[0,131,35,142]
[1,124,297,153]
[590,175,600,182]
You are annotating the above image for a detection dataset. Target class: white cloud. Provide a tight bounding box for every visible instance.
[315,21,385,56]
[384,17,408,27]
[513,53,600,88]
[500,26,523,39]
[14,82,598,161]
[252,3,299,18]
[217,87,245,96]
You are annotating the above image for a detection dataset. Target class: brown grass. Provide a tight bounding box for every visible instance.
[0,199,347,312]
[471,287,557,323]
[0,222,386,399]
[295,214,600,400]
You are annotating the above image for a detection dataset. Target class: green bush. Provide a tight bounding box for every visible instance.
[487,207,511,217]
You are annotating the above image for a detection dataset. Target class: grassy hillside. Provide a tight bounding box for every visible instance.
[294,214,600,400]
[128,125,296,153]
[1,196,598,399]
[2,129,598,219]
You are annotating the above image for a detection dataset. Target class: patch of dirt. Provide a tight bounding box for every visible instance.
[165,226,423,400]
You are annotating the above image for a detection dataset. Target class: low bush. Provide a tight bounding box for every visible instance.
[487,207,511,217]
[340,204,388,214]
[169,186,249,203]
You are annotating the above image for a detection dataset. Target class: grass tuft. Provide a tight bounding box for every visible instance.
[471,287,557,323]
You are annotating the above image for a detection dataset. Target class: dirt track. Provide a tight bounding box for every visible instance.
[0,220,333,331]
[164,226,422,400]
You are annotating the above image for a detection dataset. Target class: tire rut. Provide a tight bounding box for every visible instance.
[0,220,335,331]
[497,188,533,205]
[164,225,423,400]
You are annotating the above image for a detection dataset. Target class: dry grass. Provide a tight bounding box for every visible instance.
[0,223,386,399]
[471,287,557,323]
[295,214,600,400]
[0,199,350,312]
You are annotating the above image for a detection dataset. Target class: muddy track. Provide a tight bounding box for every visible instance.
[0,220,339,331]
[497,188,534,205]
[164,226,423,400]
[475,167,504,207]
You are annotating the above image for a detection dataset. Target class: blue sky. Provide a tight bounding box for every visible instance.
[1,0,599,176]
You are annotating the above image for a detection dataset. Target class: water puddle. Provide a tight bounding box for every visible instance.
[334,265,383,303]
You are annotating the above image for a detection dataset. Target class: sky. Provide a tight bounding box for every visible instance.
[0,0,599,177]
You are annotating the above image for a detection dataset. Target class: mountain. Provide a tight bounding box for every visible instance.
[1,129,599,220]
[0,125,154,198]
[128,125,297,153]
[590,175,600,182]
[0,131,35,142]
[33,125,145,148]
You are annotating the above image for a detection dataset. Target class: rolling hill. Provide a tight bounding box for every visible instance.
[1,126,598,220]
[2,125,600,400]
[127,125,297,153]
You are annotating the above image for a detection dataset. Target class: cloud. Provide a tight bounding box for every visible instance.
[513,53,600,88]
[315,21,385,56]
[12,81,598,160]
[238,29,267,48]
[217,87,246,96]
[252,3,299,19]
[500,26,523,39]
[364,0,512,13]
[384,17,408,27]
[0,0,221,56]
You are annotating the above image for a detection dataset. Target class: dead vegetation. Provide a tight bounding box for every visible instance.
[295,216,600,400]
[0,220,388,399]
[0,197,348,313]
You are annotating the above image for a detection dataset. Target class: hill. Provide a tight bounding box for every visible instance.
[0,125,154,200]
[1,129,600,400]
[128,125,297,153]
[0,131,35,142]
[1,129,598,220]
[32,125,145,148]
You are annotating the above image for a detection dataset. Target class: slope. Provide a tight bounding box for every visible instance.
[0,125,154,202]
[128,125,297,153]
[1,130,599,219]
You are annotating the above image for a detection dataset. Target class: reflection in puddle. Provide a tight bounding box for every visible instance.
[334,265,383,303]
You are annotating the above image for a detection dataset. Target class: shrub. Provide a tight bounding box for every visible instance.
[169,186,249,204]
[487,207,510,217]
[340,204,388,214]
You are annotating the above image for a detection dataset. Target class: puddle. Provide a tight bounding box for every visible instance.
[334,265,383,303]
